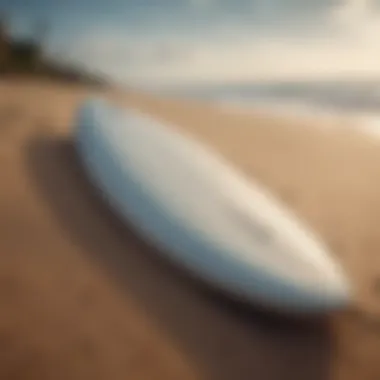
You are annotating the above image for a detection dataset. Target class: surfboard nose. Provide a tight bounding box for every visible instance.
[283,257,351,313]
[237,257,352,314]
[328,272,351,309]
[311,269,350,312]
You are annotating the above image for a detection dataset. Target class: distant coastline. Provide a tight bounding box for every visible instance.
[0,15,109,88]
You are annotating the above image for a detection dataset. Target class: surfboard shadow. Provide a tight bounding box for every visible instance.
[24,131,334,380]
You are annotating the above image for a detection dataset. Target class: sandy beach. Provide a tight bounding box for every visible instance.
[1,78,380,380]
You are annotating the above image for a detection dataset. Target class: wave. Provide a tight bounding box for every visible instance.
[157,79,380,139]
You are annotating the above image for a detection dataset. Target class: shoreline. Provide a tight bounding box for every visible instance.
[130,84,380,141]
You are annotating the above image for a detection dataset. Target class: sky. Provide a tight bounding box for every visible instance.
[1,0,380,87]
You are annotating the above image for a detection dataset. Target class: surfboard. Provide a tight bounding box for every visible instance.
[74,97,351,314]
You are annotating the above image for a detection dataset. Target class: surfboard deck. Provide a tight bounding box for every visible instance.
[74,97,351,314]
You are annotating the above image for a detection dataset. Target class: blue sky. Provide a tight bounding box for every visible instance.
[1,0,379,86]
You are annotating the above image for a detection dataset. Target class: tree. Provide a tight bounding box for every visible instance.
[0,13,10,72]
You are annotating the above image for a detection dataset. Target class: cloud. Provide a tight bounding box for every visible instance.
[187,0,216,8]
[66,30,380,86]
[51,0,380,86]
[65,31,192,68]
[128,36,380,86]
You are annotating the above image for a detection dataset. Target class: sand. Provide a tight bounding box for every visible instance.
[0,78,380,380]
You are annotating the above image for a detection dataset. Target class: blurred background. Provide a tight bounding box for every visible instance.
[1,0,380,118]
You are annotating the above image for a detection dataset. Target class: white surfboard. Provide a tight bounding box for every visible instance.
[74,97,351,314]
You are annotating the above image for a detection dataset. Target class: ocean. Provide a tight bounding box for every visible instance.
[149,79,380,139]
